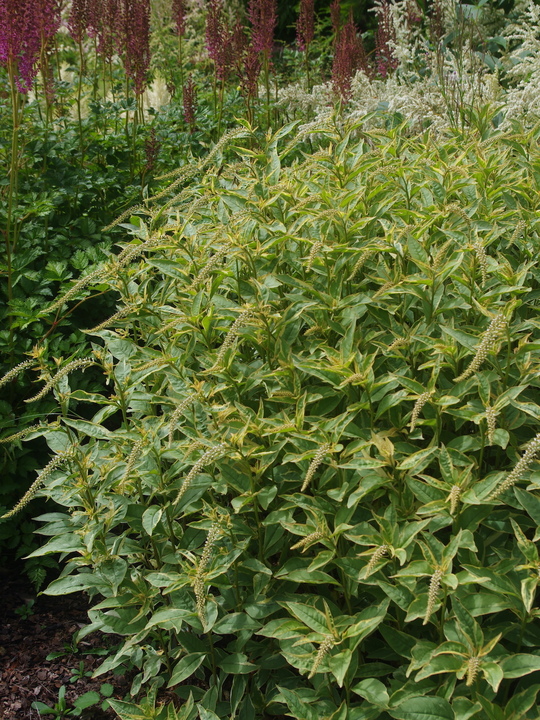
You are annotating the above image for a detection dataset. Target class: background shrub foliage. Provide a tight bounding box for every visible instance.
[6,114,540,718]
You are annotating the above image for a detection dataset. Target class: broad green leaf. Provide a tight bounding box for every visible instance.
[328,648,352,687]
[389,695,455,720]
[505,684,540,718]
[352,678,390,707]
[481,661,503,693]
[218,653,257,674]
[276,686,319,720]
[500,654,540,678]
[280,602,329,635]
[142,506,163,536]
[168,653,207,687]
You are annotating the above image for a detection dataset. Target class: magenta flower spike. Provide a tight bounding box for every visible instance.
[205,0,233,82]
[330,0,341,37]
[332,10,370,101]
[172,0,187,37]
[122,0,151,96]
[97,0,121,61]
[248,0,277,58]
[183,74,197,130]
[0,0,45,92]
[297,0,314,52]
[68,0,90,43]
[375,0,398,78]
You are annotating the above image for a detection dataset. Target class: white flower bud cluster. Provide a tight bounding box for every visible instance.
[0,358,36,390]
[409,391,432,432]
[188,242,232,290]
[448,485,461,516]
[509,220,526,247]
[119,437,146,491]
[46,267,106,313]
[211,310,255,369]
[347,247,375,281]
[308,635,334,679]
[423,567,443,625]
[306,242,324,271]
[168,394,198,446]
[0,421,58,445]
[291,531,324,553]
[174,443,225,504]
[86,305,134,333]
[340,373,365,386]
[365,544,389,576]
[485,405,497,445]
[193,524,222,623]
[301,443,331,492]
[473,238,488,286]
[489,432,540,500]
[1,449,75,519]
[454,313,506,383]
[387,337,408,353]
[25,359,94,403]
[134,357,168,373]
[466,656,480,686]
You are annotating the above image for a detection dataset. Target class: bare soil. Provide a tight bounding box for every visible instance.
[0,569,131,719]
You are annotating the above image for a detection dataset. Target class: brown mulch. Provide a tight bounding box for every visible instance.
[0,569,132,719]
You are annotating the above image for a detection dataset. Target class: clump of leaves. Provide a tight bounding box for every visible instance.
[8,114,540,719]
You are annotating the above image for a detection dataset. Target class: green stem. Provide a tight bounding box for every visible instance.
[77,39,85,162]
[264,54,271,130]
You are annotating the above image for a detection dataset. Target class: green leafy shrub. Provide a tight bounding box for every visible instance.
[7,114,540,719]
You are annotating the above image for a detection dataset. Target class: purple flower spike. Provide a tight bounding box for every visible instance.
[297,0,314,52]
[121,0,151,96]
[172,0,187,37]
[332,10,370,101]
[375,0,398,79]
[248,0,276,58]
[0,0,58,92]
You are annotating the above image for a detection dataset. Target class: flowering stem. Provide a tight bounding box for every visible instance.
[217,80,224,139]
[5,59,24,352]
[264,54,271,129]
[77,39,85,162]
[178,35,184,91]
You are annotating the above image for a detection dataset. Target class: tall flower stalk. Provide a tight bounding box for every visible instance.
[296,0,314,88]
[248,0,277,127]
[172,0,186,88]
[375,0,398,78]
[0,0,54,346]
[205,0,233,136]
[332,10,370,101]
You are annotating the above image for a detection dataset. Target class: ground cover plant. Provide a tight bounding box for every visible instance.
[4,111,540,719]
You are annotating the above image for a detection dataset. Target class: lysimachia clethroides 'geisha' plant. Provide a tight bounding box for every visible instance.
[4,116,540,718]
